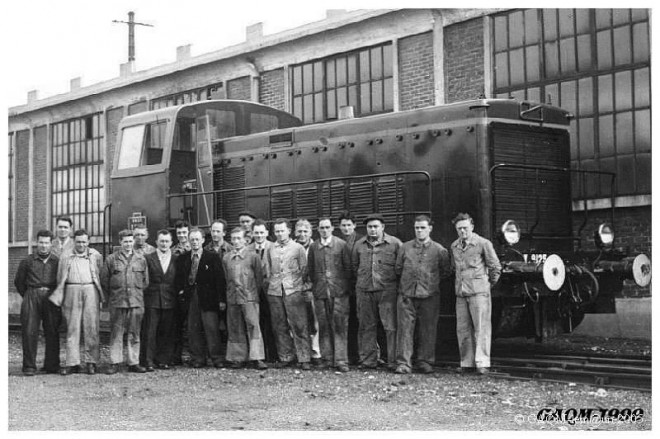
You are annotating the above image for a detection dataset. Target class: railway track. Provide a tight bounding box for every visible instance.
[436,353,652,392]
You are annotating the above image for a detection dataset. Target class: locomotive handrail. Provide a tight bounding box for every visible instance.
[167,170,432,228]
[489,163,616,244]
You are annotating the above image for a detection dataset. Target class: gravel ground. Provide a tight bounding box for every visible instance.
[7,333,652,431]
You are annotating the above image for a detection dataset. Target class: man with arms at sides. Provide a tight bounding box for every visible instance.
[140,229,178,370]
[175,228,226,368]
[307,217,352,372]
[450,213,501,375]
[14,230,62,375]
[223,227,268,370]
[265,219,311,370]
[394,215,451,374]
[102,229,149,374]
[294,218,322,367]
[171,219,191,365]
[50,229,104,375]
[247,219,277,362]
[133,225,156,256]
[51,215,74,257]
[351,213,402,371]
[205,219,233,259]
[337,210,362,365]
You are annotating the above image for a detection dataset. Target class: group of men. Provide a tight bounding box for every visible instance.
[14,210,501,377]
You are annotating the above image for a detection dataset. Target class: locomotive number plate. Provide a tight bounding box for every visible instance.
[524,253,548,264]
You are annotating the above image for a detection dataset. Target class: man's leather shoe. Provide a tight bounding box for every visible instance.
[310,358,323,366]
[255,360,268,370]
[23,368,36,376]
[60,365,80,375]
[145,366,155,372]
[416,362,434,374]
[105,364,119,375]
[337,364,350,373]
[157,363,171,370]
[476,367,490,375]
[272,360,295,369]
[86,363,96,375]
[299,362,311,371]
[227,361,244,369]
[395,365,411,374]
[128,365,147,373]
[191,363,205,369]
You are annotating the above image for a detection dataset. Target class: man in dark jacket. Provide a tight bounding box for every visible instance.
[14,230,61,375]
[175,228,226,368]
[140,229,178,370]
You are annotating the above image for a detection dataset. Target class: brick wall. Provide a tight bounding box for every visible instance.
[260,68,285,111]
[444,17,485,102]
[572,205,651,298]
[15,130,30,241]
[398,32,435,111]
[33,126,49,231]
[227,76,252,101]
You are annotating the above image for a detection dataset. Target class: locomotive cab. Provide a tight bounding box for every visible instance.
[110,100,301,242]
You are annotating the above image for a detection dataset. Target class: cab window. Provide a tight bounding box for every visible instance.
[117,121,167,169]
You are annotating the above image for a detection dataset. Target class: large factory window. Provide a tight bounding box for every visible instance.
[493,9,650,199]
[151,82,224,110]
[8,132,15,242]
[51,114,105,238]
[290,43,394,124]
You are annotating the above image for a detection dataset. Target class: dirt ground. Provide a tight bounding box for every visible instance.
[6,333,652,431]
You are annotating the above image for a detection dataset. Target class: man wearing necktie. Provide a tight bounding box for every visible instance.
[450,213,501,375]
[175,228,226,368]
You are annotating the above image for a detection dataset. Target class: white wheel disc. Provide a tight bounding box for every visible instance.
[632,254,652,287]
[543,254,566,291]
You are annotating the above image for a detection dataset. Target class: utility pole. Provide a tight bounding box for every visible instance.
[112,11,154,62]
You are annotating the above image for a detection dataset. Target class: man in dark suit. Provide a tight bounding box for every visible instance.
[140,230,178,371]
[175,228,226,368]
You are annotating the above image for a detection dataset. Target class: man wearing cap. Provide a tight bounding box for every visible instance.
[238,211,257,243]
[394,215,452,374]
[351,213,402,370]
[248,219,277,362]
[14,230,62,375]
[450,213,501,375]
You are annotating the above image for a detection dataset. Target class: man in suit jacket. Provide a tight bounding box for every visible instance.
[140,229,178,370]
[246,219,277,362]
[175,228,226,368]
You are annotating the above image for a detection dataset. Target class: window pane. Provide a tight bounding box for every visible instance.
[615,111,634,154]
[634,67,650,107]
[545,83,558,105]
[578,77,593,116]
[348,85,358,110]
[544,41,559,79]
[384,78,393,111]
[597,30,612,70]
[293,97,302,119]
[634,109,650,152]
[510,11,524,47]
[359,50,370,82]
[337,87,347,110]
[613,26,631,66]
[292,66,302,95]
[598,74,613,113]
[577,34,592,71]
[326,60,336,88]
[360,84,371,114]
[525,46,539,82]
[559,37,576,74]
[598,114,614,156]
[633,22,649,63]
[596,9,611,29]
[303,64,313,94]
[558,9,574,37]
[524,9,538,45]
[314,93,323,123]
[494,15,508,51]
[612,9,630,26]
[495,53,509,88]
[370,47,382,80]
[510,49,524,86]
[336,57,347,86]
[527,87,540,102]
[575,9,590,34]
[631,9,648,21]
[560,80,576,115]
[614,71,632,111]
[371,80,383,113]
[303,94,313,124]
[383,45,393,78]
[347,55,357,84]
[327,90,336,119]
[543,9,557,41]
[314,62,323,92]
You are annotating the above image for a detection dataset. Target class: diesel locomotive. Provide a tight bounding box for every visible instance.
[109,98,651,340]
